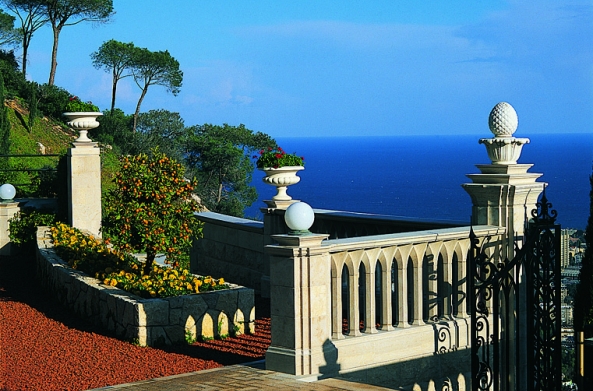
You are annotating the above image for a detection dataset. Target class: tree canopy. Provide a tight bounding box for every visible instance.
[1,0,48,75]
[102,150,201,274]
[41,0,114,85]
[90,39,135,112]
[0,8,20,48]
[184,124,276,217]
[134,109,186,160]
[130,47,182,132]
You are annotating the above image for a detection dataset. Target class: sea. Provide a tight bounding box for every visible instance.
[244,133,593,230]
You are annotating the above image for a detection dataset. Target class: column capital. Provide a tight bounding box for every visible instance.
[270,233,328,248]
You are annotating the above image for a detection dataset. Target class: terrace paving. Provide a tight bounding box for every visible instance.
[89,361,392,391]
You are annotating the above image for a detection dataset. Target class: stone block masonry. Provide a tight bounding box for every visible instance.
[36,227,255,347]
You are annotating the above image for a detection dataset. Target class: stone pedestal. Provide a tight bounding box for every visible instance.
[0,202,20,255]
[67,141,102,237]
[463,163,544,245]
[265,233,332,378]
[463,102,544,391]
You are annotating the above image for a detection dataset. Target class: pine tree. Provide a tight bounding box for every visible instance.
[574,173,593,334]
[0,73,10,165]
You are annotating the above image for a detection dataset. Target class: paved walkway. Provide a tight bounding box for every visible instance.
[89,361,392,391]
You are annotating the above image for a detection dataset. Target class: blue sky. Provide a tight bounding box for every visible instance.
[9,0,593,138]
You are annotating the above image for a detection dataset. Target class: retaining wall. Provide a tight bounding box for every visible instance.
[36,226,255,346]
[191,212,266,293]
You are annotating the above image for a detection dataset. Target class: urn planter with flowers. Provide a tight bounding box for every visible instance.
[256,146,304,201]
[62,96,101,143]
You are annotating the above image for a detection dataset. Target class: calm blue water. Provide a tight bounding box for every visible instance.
[245,134,593,230]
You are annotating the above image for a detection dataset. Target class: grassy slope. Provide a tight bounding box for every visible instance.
[6,99,73,159]
[3,99,119,196]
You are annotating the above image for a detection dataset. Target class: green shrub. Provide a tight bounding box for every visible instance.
[65,96,99,112]
[0,50,27,98]
[9,209,58,247]
[37,84,71,120]
[94,109,134,152]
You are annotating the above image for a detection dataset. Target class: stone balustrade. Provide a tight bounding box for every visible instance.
[191,209,467,296]
[265,223,505,387]
[327,225,503,336]
[36,226,255,347]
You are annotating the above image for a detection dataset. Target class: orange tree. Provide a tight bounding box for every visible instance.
[102,149,201,274]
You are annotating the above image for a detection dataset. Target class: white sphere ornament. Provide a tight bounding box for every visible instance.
[0,183,16,201]
[488,102,518,137]
[284,202,315,234]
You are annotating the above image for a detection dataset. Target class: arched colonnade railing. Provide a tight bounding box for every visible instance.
[327,226,505,340]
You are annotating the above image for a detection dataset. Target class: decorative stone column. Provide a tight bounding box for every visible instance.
[66,116,102,238]
[462,102,544,249]
[265,232,332,378]
[463,102,544,391]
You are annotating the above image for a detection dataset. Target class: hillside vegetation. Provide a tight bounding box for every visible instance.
[1,97,119,200]
[6,98,74,153]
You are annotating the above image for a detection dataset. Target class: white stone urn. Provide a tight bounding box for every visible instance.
[479,102,529,164]
[63,112,102,143]
[260,166,304,201]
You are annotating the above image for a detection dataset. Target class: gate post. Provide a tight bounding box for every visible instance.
[462,102,544,249]
[265,231,332,378]
[463,102,545,391]
[67,138,102,238]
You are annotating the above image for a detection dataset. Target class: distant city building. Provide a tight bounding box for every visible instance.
[562,305,573,326]
[562,266,581,280]
[561,285,568,304]
[561,229,570,269]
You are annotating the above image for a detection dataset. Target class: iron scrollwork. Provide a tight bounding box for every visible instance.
[470,189,561,391]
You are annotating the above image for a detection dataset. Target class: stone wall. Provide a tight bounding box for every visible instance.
[335,348,471,390]
[191,212,266,293]
[190,210,465,296]
[36,226,255,347]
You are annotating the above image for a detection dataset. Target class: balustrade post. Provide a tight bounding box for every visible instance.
[411,261,425,326]
[364,265,378,334]
[395,264,410,327]
[381,259,395,331]
[348,262,362,336]
[395,245,412,328]
[331,262,344,339]
[265,233,333,378]
[454,248,469,318]
[442,255,453,319]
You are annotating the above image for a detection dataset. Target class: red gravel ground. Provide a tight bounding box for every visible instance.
[0,254,271,391]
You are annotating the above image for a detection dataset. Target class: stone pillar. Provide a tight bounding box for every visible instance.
[260,200,298,297]
[462,102,544,252]
[67,140,102,238]
[462,102,544,391]
[0,202,20,255]
[265,232,333,379]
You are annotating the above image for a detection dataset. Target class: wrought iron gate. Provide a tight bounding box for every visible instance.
[470,191,561,391]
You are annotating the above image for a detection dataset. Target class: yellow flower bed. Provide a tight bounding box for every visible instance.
[50,223,227,298]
